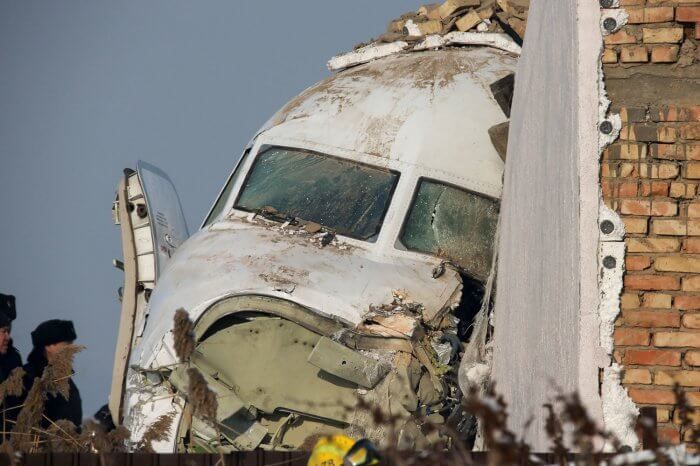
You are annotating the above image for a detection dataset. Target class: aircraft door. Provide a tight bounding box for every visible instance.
[109,161,189,424]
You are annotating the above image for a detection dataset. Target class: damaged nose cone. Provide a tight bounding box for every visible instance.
[114,19,514,452]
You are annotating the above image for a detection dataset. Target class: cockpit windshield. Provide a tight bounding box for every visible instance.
[235,147,399,241]
[399,179,499,281]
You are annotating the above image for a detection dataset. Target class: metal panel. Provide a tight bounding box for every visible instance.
[136,161,189,278]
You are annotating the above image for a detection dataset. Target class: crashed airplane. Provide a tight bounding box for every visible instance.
[108,37,518,451]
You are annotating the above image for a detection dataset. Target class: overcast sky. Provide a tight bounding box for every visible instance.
[0,0,418,419]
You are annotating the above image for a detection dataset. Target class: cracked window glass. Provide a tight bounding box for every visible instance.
[203,150,250,227]
[235,147,399,241]
[400,180,499,280]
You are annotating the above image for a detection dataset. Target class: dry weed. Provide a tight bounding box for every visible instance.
[173,309,195,363]
[45,419,79,452]
[11,378,45,450]
[187,368,217,424]
[0,368,25,408]
[136,412,175,453]
[43,345,84,400]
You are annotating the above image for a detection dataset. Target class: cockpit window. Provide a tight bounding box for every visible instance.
[399,179,499,281]
[235,147,399,241]
[202,149,251,228]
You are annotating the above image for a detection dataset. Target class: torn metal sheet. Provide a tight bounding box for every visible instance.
[308,337,390,389]
[327,41,409,71]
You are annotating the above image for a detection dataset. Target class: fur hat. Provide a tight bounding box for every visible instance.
[0,294,16,328]
[31,319,76,348]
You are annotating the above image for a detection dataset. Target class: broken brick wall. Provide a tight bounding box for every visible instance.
[601,1,700,450]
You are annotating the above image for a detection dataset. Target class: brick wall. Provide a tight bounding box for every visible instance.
[601,1,700,450]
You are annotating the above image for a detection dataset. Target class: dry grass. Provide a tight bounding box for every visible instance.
[173,309,195,363]
[0,368,25,407]
[45,420,79,452]
[11,378,46,450]
[42,345,84,400]
[187,368,217,424]
[136,412,175,453]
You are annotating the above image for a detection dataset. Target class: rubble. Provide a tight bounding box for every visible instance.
[329,0,528,71]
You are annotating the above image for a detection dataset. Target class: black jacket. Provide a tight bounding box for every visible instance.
[0,345,22,382]
[16,350,83,429]
[0,344,22,427]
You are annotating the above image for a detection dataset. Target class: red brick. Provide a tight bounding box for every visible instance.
[687,392,700,407]
[623,217,649,234]
[623,368,652,384]
[687,144,700,160]
[657,426,681,444]
[602,48,618,64]
[656,370,700,386]
[625,275,680,291]
[621,310,680,328]
[643,293,672,308]
[627,7,675,23]
[682,123,700,140]
[689,220,700,236]
[689,203,700,218]
[648,0,700,4]
[621,199,651,215]
[670,182,697,199]
[622,293,641,310]
[655,256,700,273]
[651,200,678,216]
[676,6,700,23]
[651,144,684,160]
[620,45,649,63]
[686,351,700,366]
[651,44,680,63]
[614,328,650,345]
[675,295,700,310]
[643,27,684,44]
[619,181,639,197]
[628,388,677,404]
[620,124,677,142]
[687,163,700,179]
[618,107,648,124]
[654,331,700,347]
[652,105,700,122]
[626,256,652,271]
[652,219,686,236]
[657,408,671,423]
[626,238,680,253]
[682,313,700,328]
[605,28,639,45]
[609,142,648,160]
[640,181,669,197]
[623,349,681,366]
[682,276,700,291]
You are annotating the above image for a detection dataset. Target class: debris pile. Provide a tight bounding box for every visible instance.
[328,0,528,71]
[378,0,528,46]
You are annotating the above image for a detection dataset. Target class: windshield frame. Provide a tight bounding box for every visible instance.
[396,176,500,278]
[232,145,401,242]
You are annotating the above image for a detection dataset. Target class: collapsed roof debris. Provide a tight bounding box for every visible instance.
[328,0,528,71]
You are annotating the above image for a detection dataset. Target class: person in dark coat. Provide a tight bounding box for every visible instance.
[0,294,23,435]
[21,320,83,428]
[0,294,22,382]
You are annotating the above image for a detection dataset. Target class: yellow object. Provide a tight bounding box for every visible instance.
[307,435,356,466]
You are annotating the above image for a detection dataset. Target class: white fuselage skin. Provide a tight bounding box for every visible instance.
[122,47,516,451]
